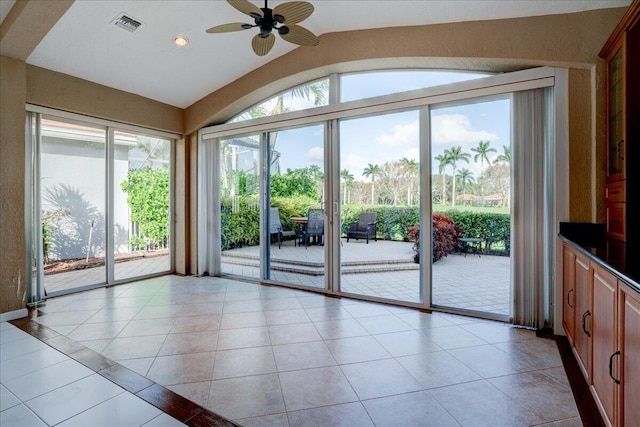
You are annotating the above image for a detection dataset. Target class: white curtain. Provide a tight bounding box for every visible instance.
[512,88,554,328]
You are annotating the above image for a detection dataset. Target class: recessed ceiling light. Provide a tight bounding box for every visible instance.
[173,36,189,47]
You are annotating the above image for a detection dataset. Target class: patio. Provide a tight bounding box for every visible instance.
[44,240,510,317]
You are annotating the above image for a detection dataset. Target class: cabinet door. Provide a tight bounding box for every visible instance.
[574,252,592,381]
[563,244,576,345]
[619,282,640,427]
[606,44,625,182]
[591,264,618,426]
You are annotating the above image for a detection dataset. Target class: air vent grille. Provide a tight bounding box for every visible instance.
[112,13,142,32]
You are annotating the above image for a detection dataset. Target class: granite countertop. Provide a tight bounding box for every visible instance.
[559,222,639,293]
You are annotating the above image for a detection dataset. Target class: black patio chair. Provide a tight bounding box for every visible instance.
[346,211,377,244]
[269,207,297,248]
[303,208,324,248]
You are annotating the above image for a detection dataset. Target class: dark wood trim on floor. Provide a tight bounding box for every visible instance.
[10,315,240,427]
[536,329,605,427]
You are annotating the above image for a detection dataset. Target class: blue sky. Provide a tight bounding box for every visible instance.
[272,72,511,181]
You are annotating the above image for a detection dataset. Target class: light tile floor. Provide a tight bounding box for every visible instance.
[0,321,186,427]
[11,275,583,426]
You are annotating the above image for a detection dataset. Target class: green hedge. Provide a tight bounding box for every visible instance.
[221,200,510,255]
[438,210,510,255]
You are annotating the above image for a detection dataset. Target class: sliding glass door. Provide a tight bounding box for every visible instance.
[338,111,422,303]
[29,112,174,298]
[429,97,512,318]
[266,125,326,289]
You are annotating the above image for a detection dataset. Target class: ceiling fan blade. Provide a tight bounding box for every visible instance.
[273,1,314,24]
[280,24,319,46]
[252,33,275,56]
[227,0,263,17]
[206,23,251,33]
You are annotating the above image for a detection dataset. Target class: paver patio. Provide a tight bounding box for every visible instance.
[43,240,510,317]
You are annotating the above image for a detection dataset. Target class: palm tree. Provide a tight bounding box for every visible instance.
[443,146,470,206]
[494,145,511,164]
[471,140,496,204]
[434,153,451,205]
[400,157,419,205]
[456,168,475,204]
[308,164,324,201]
[340,169,354,204]
[362,163,381,205]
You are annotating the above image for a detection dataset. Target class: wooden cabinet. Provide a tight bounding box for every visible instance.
[574,249,592,380]
[561,241,640,426]
[618,282,640,427]
[600,0,639,243]
[591,263,619,426]
[563,244,576,345]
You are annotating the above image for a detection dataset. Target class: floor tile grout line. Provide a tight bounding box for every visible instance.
[8,317,240,427]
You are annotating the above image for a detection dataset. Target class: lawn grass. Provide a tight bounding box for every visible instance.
[432,204,510,215]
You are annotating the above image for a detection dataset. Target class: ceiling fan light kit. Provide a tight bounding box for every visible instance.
[206,0,319,56]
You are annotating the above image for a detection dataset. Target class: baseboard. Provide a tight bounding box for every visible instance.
[1,308,28,322]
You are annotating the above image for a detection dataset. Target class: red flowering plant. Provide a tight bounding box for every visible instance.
[408,214,461,263]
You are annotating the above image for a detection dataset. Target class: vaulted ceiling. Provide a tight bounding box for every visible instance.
[0,0,631,108]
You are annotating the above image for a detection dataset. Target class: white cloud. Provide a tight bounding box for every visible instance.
[305,146,324,163]
[431,114,498,145]
[342,154,367,176]
[377,120,419,147]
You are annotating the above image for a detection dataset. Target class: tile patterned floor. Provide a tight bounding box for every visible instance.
[4,275,583,426]
[0,322,187,427]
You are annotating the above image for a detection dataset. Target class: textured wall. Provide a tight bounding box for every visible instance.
[0,56,27,314]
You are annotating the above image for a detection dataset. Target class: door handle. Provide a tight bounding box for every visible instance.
[567,289,574,308]
[609,351,621,384]
[581,310,591,337]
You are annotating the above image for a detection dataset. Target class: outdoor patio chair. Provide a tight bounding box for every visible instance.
[269,207,297,248]
[303,208,324,248]
[346,211,377,244]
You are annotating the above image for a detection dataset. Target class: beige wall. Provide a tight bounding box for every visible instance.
[0,56,27,314]
[0,6,627,314]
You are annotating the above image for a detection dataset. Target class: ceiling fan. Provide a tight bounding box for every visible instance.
[206,0,319,56]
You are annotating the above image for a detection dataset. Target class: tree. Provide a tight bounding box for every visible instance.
[340,169,354,204]
[270,168,319,199]
[434,153,451,205]
[121,167,169,250]
[494,145,511,164]
[308,164,324,202]
[362,163,381,205]
[471,140,496,204]
[400,157,419,205]
[443,146,470,206]
[456,168,475,203]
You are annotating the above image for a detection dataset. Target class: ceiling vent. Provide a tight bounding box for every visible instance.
[112,13,142,32]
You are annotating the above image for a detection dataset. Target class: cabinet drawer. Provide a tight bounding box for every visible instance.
[605,181,625,203]
[606,203,626,241]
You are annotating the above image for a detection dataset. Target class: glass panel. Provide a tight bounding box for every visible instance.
[41,118,106,293]
[220,134,261,278]
[340,70,491,103]
[608,48,624,177]
[339,111,421,303]
[230,79,329,122]
[430,98,511,317]
[114,132,171,281]
[267,125,325,288]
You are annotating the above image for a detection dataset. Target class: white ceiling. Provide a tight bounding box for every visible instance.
[1,0,631,108]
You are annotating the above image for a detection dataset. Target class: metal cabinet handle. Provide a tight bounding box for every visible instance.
[567,289,574,308]
[609,351,621,384]
[582,310,591,337]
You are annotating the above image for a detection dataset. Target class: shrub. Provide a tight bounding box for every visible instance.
[407,214,461,263]
[439,210,510,255]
